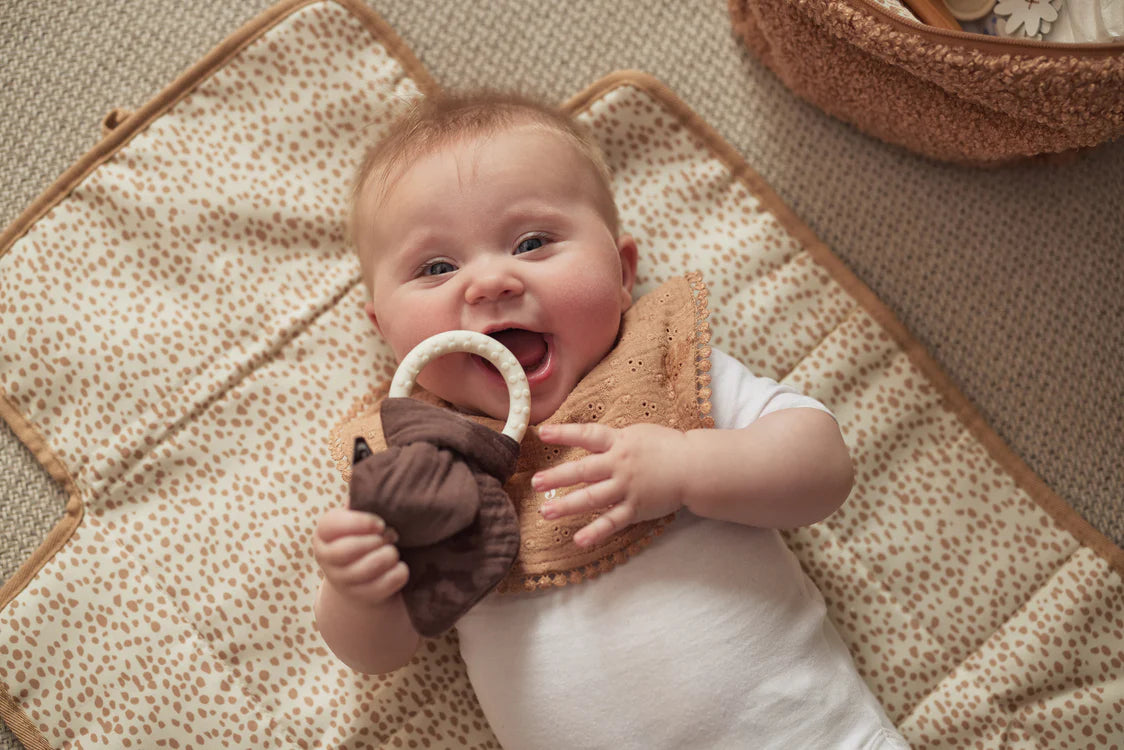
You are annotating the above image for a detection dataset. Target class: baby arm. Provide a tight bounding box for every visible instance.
[533,408,854,547]
[313,507,420,674]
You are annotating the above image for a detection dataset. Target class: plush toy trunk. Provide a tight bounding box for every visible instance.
[729,0,1124,164]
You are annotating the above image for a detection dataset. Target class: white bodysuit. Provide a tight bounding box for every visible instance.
[456,348,910,750]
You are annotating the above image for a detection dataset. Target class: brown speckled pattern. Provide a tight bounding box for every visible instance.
[1,2,1121,748]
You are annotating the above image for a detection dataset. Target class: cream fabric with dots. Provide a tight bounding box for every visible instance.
[0,1,1121,748]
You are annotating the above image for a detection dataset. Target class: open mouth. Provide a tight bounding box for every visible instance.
[476,328,551,378]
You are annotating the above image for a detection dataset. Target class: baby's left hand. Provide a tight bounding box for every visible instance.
[532,422,689,548]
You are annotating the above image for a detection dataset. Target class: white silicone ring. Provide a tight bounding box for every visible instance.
[388,330,531,442]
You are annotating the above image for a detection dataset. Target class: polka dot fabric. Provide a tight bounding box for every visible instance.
[1,2,1121,748]
[1,3,493,748]
[579,81,1123,745]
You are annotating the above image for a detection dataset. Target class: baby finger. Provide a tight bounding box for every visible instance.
[352,561,410,604]
[541,478,621,519]
[573,502,638,548]
[532,453,613,493]
[315,531,387,568]
[316,507,385,541]
[537,422,617,452]
[341,543,401,586]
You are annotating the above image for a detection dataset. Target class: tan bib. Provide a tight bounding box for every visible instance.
[329,272,714,592]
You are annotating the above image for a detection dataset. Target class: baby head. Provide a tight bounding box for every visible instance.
[351,91,637,424]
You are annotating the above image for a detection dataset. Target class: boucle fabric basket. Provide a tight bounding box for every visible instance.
[729,0,1124,163]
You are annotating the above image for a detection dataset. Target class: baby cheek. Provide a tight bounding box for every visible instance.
[413,358,458,400]
[380,312,443,361]
[570,300,624,360]
[562,275,621,318]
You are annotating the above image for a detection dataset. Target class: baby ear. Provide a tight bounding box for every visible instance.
[363,301,382,335]
[617,234,638,308]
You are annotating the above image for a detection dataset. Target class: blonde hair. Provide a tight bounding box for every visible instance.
[349,91,618,287]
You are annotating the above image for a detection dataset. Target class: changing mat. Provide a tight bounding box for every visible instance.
[2,0,1122,747]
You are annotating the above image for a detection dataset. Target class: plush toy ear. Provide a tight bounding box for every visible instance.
[353,437,373,465]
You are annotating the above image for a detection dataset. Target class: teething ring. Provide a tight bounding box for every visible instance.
[388,330,531,442]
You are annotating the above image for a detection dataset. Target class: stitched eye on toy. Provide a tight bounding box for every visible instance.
[353,437,373,464]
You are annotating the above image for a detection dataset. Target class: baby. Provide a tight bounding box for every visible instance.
[315,92,910,749]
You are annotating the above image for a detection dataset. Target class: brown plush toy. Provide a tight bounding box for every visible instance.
[346,331,532,637]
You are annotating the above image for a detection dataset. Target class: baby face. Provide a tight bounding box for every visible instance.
[358,125,637,424]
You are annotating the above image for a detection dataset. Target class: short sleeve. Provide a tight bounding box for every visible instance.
[708,348,834,431]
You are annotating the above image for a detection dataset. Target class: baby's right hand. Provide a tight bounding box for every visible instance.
[313,508,409,606]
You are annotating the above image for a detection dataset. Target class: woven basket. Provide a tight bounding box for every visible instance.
[729,0,1124,163]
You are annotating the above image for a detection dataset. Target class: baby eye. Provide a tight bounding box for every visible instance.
[514,236,546,255]
[421,259,457,277]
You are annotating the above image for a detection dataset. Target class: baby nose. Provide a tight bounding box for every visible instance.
[464,264,525,304]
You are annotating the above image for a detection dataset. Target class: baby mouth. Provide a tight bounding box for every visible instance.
[480,328,549,374]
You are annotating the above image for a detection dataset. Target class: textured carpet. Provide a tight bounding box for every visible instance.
[2,1,1121,746]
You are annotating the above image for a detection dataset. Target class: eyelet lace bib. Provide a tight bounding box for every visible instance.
[330,273,714,592]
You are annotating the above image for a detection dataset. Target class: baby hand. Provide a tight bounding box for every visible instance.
[532,423,688,548]
[313,507,408,606]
